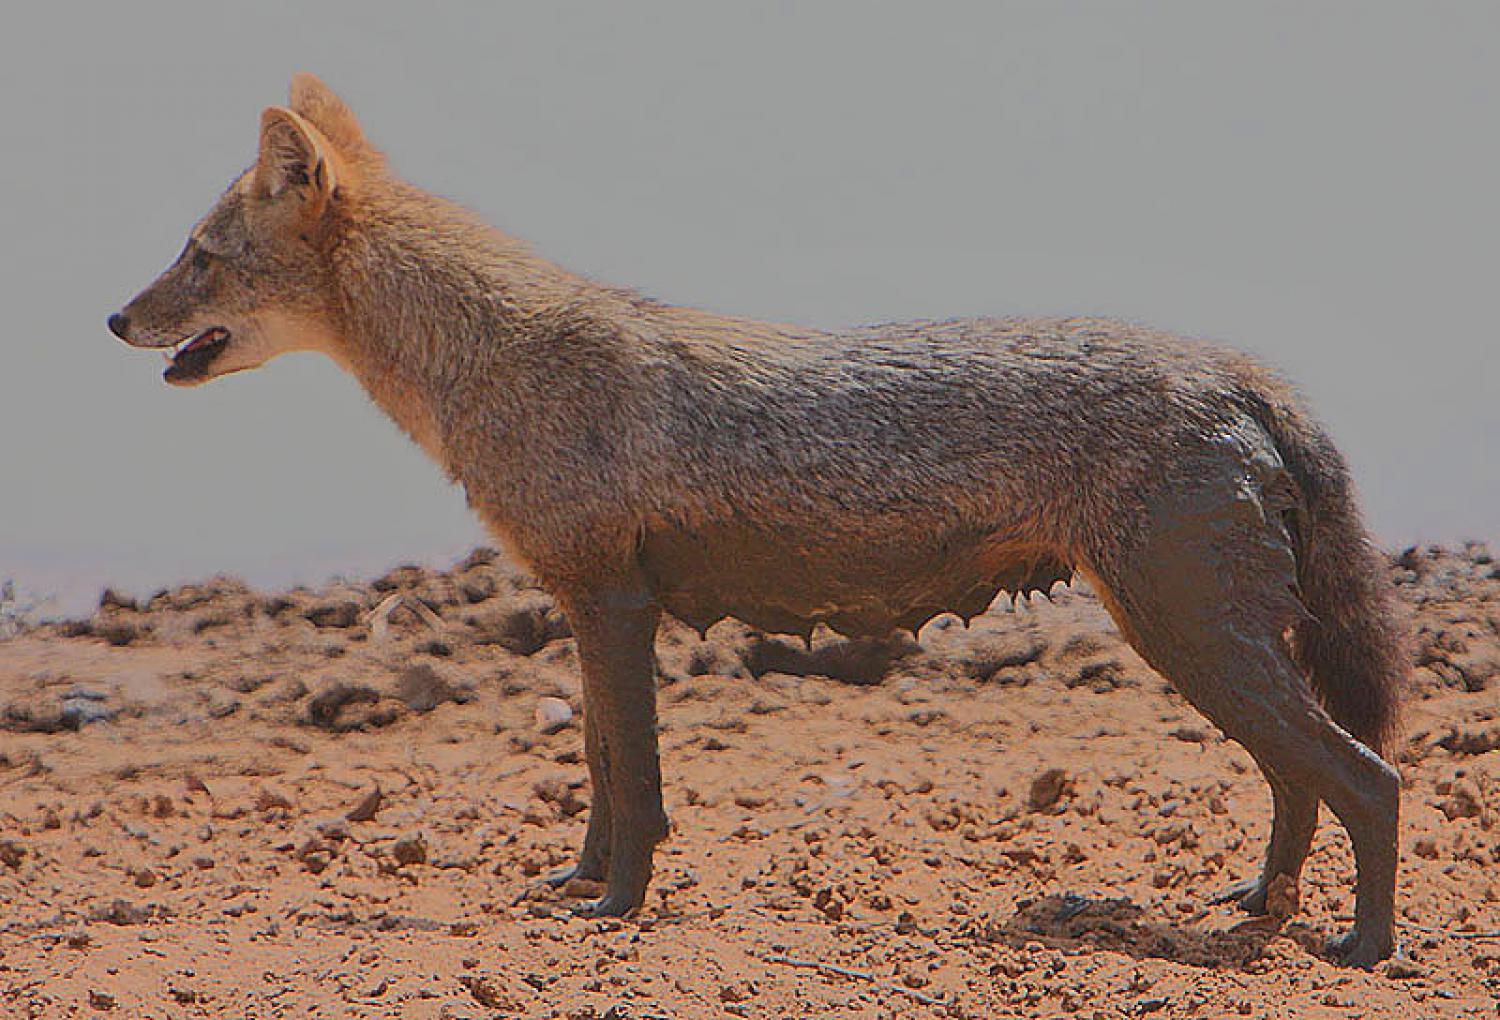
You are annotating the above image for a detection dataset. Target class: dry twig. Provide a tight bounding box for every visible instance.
[1400,920,1500,941]
[760,953,952,1012]
[365,593,444,639]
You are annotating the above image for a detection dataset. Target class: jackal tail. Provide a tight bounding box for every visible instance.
[1239,381,1407,759]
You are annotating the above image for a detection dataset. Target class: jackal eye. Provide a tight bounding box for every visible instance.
[190,247,213,272]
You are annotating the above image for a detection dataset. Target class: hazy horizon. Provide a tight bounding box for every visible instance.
[3,2,1497,616]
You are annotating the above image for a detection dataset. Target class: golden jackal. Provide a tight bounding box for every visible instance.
[110,75,1407,966]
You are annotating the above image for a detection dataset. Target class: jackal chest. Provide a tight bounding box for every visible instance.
[636,519,1072,640]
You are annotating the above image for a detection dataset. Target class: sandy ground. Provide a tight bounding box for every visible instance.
[0,544,1496,1019]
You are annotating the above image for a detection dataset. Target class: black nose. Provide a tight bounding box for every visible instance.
[107,312,130,339]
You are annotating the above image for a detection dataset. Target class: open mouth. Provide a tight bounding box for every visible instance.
[162,327,231,384]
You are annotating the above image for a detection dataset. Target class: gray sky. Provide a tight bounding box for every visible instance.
[2,2,1496,615]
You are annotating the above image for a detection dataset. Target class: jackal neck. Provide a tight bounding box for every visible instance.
[327,179,608,469]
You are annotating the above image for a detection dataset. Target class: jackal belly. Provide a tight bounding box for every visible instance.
[637,519,1072,640]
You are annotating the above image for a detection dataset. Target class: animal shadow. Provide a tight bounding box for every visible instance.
[983,892,1333,971]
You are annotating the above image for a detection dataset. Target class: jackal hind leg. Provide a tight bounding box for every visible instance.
[1211,767,1318,915]
[560,585,669,917]
[1092,459,1399,966]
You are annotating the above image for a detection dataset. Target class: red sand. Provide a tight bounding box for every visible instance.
[1,544,1496,1018]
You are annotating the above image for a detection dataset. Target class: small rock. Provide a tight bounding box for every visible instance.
[371,565,428,592]
[459,574,498,604]
[1437,725,1500,757]
[62,695,117,728]
[253,788,294,813]
[1440,780,1484,821]
[1027,768,1075,813]
[315,818,352,844]
[227,674,272,694]
[1384,955,1426,980]
[458,974,510,1009]
[305,683,397,732]
[964,636,1046,682]
[99,588,138,612]
[96,621,142,647]
[478,594,570,655]
[0,841,25,869]
[812,887,845,920]
[719,980,759,1003]
[391,834,428,867]
[304,598,362,629]
[392,664,470,713]
[346,786,384,823]
[87,990,117,1011]
[298,837,333,874]
[533,777,588,817]
[205,690,240,719]
[2,690,118,734]
[534,697,574,734]
[1065,657,1127,691]
[91,900,149,925]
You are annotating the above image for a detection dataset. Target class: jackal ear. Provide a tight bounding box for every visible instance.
[254,107,339,206]
[288,73,368,155]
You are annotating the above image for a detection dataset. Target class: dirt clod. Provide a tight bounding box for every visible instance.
[304,598,362,629]
[346,786,384,822]
[392,663,470,712]
[305,683,396,731]
[391,834,428,867]
[478,593,570,655]
[1027,768,1075,812]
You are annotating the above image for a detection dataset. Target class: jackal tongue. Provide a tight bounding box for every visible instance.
[163,328,230,383]
[177,328,225,357]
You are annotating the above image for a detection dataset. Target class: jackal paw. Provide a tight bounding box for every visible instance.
[1326,926,1396,969]
[572,891,642,919]
[1211,878,1269,915]
[544,858,607,889]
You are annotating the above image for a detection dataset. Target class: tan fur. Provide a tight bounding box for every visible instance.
[110,75,1408,964]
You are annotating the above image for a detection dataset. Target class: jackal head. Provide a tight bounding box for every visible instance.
[108,75,370,386]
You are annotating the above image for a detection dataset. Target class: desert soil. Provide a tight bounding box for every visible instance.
[0,544,1497,1019]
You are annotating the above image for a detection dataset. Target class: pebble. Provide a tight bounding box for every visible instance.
[1384,956,1426,980]
[534,697,574,734]
[391,834,428,867]
[346,786,384,822]
[1027,768,1074,812]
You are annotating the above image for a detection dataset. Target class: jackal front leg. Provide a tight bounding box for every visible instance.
[560,585,668,917]
[545,708,612,887]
